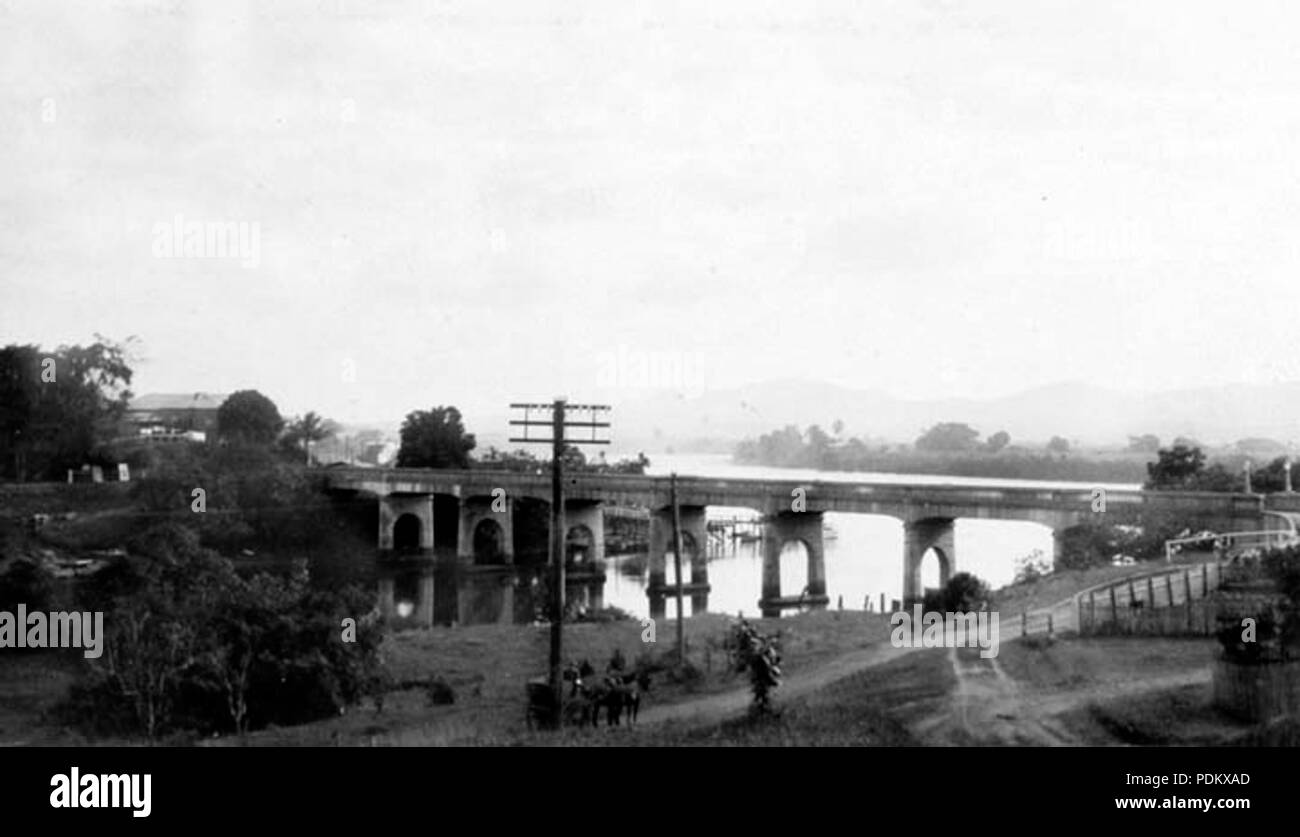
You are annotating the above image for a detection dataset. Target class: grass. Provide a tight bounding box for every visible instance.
[992,562,1170,616]
[216,609,896,746]
[505,647,953,747]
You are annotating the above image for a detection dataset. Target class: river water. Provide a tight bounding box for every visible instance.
[595,453,1141,620]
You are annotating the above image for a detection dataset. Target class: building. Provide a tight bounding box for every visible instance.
[125,392,228,442]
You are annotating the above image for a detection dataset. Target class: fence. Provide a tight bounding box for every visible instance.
[1004,562,1227,640]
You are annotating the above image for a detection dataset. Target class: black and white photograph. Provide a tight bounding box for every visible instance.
[0,0,1290,814]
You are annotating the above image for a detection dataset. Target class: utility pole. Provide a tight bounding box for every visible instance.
[670,473,686,663]
[509,399,610,728]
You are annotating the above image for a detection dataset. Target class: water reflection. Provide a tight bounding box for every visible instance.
[361,454,1081,627]
[373,556,609,628]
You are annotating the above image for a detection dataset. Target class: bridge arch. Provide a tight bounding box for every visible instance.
[774,537,814,599]
[566,524,595,564]
[472,518,507,565]
[392,513,422,554]
[918,545,952,598]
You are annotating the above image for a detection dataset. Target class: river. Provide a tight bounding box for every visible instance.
[595,452,1140,620]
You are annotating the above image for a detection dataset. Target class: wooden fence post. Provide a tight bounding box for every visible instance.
[1147,576,1155,606]
[1047,611,1054,637]
[1184,569,1193,632]
[1021,610,1027,637]
[1165,573,1174,608]
[1109,585,1118,627]
[1089,590,1096,634]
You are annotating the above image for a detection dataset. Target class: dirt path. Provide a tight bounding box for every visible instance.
[638,634,1213,746]
[909,648,1212,746]
[636,640,916,727]
[908,647,1076,745]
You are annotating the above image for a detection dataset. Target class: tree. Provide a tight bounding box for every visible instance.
[396,406,476,468]
[282,411,336,464]
[915,422,981,453]
[985,430,1011,453]
[0,336,135,480]
[1046,436,1071,455]
[1127,434,1161,454]
[217,390,283,446]
[1145,444,1206,490]
[939,572,992,612]
[1249,456,1291,494]
[68,522,383,740]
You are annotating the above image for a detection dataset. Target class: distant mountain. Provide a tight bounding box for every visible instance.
[600,379,1300,450]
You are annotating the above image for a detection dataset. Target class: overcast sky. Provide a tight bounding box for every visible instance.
[4,0,1300,427]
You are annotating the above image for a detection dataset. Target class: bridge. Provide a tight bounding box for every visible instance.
[323,467,1279,619]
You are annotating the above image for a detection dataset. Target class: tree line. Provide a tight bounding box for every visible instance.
[733,423,1144,482]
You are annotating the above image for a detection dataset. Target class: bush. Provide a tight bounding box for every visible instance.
[0,558,59,612]
[1013,549,1052,585]
[939,572,992,613]
[425,678,456,706]
[61,523,384,740]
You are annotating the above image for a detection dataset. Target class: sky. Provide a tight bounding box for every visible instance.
[5,0,1300,429]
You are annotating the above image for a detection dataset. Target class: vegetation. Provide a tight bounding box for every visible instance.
[475,445,652,474]
[131,441,334,553]
[396,406,476,468]
[1215,545,1300,664]
[734,423,1148,482]
[727,619,782,715]
[60,522,383,740]
[922,572,992,613]
[281,411,339,464]
[217,390,284,446]
[0,336,135,481]
[916,422,980,453]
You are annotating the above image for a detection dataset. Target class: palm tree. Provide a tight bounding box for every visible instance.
[286,411,335,465]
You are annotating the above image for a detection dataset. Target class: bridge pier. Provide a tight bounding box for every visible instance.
[378,493,435,554]
[565,502,605,565]
[759,511,827,617]
[457,496,514,564]
[903,517,955,607]
[1053,527,1068,568]
[647,505,709,618]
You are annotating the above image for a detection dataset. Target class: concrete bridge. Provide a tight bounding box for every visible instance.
[322,467,1270,618]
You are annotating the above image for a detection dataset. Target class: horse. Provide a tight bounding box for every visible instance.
[585,670,651,727]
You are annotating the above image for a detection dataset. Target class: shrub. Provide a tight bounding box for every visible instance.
[61,523,384,740]
[425,678,456,706]
[0,558,59,612]
[939,572,992,613]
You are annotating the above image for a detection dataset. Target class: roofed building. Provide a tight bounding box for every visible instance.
[126,392,228,441]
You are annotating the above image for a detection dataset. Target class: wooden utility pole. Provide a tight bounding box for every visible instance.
[549,400,566,714]
[509,399,610,728]
[670,473,686,663]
